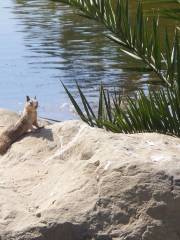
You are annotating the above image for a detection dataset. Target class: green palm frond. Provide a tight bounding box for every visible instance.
[62,82,180,136]
[58,0,180,136]
[59,0,179,87]
[65,26,180,136]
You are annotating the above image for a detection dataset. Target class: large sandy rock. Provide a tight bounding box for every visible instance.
[0,109,180,240]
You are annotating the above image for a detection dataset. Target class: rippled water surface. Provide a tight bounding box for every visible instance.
[0,0,176,120]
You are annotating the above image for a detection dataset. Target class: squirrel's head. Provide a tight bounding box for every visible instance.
[25,96,38,111]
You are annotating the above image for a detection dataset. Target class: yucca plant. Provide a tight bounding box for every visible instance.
[58,0,180,136]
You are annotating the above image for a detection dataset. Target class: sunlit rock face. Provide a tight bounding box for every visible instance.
[0,109,180,240]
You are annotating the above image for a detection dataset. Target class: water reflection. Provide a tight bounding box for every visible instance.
[0,0,176,120]
[13,0,145,90]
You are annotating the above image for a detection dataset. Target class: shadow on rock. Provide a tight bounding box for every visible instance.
[27,127,54,142]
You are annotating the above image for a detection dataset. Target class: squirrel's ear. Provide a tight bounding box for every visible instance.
[26,96,30,102]
[34,96,36,99]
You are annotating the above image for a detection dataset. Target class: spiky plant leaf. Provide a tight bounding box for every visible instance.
[59,0,180,136]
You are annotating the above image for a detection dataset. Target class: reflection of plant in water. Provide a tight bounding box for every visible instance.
[143,0,180,21]
[14,0,150,96]
[60,0,180,136]
[14,0,170,99]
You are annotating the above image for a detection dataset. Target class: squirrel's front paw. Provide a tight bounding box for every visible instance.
[37,125,44,129]
[28,128,36,133]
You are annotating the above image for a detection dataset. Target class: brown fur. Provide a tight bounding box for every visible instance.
[0,96,43,155]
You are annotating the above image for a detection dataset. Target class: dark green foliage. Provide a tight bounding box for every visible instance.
[59,0,180,136]
[59,0,179,85]
[63,81,180,136]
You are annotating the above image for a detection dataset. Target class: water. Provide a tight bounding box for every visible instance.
[0,0,176,120]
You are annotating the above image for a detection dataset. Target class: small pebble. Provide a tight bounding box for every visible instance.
[36,212,41,218]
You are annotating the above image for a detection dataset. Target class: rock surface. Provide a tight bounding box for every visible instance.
[0,108,180,240]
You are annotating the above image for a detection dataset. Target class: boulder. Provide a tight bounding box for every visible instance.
[0,109,180,240]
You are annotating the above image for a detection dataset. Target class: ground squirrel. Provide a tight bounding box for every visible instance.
[0,96,43,155]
